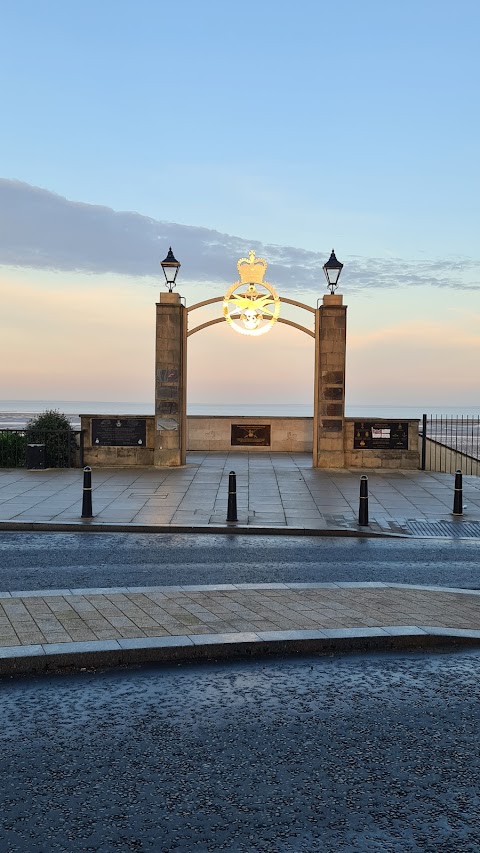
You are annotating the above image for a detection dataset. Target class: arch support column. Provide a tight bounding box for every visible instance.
[313,294,347,468]
[154,292,187,466]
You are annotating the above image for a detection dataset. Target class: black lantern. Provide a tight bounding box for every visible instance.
[160,247,181,291]
[323,249,343,294]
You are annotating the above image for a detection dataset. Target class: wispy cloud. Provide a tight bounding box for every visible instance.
[1,179,479,292]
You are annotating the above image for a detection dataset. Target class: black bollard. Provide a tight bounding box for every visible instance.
[453,469,463,516]
[81,466,93,518]
[358,475,369,526]
[227,470,238,522]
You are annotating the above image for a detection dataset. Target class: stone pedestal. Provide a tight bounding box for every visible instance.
[154,292,187,466]
[313,293,347,468]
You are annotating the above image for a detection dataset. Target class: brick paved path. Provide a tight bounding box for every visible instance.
[2,583,480,648]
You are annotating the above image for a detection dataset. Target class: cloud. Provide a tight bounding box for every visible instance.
[1,178,479,292]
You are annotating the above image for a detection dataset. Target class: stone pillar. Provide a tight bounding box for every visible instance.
[313,293,347,468]
[154,292,187,466]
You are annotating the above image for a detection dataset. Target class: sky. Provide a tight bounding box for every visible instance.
[0,0,479,409]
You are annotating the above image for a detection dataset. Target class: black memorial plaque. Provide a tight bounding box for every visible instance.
[354,421,409,450]
[92,418,147,447]
[231,424,271,447]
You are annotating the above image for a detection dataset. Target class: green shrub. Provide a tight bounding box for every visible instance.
[25,409,77,467]
[0,431,27,467]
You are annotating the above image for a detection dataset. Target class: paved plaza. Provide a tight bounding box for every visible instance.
[1,452,480,535]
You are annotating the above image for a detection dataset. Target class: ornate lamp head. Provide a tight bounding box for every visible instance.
[323,249,343,294]
[160,247,181,292]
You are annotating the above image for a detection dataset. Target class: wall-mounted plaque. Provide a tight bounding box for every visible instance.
[157,419,178,431]
[92,418,147,447]
[354,422,409,450]
[156,368,179,384]
[231,424,271,446]
[156,401,179,416]
[155,386,179,400]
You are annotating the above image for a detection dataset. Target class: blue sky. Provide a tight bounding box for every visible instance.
[1,0,479,406]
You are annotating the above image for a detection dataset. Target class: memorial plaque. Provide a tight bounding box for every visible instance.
[354,421,409,450]
[92,418,147,447]
[156,368,179,384]
[321,419,343,432]
[156,401,179,416]
[157,418,178,431]
[231,424,271,447]
[323,387,343,400]
[155,386,179,400]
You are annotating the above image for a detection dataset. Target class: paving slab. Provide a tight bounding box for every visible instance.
[0,453,479,537]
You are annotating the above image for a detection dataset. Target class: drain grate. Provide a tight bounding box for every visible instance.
[405,519,480,538]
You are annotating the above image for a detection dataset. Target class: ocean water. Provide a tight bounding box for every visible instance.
[1,400,480,429]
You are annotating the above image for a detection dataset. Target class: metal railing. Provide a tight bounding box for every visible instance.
[420,415,480,475]
[0,429,82,468]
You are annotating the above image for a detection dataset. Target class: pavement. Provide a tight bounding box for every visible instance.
[1,451,480,536]
[1,452,480,677]
[2,581,480,676]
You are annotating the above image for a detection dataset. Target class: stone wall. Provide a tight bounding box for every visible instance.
[187,416,313,453]
[81,416,155,467]
[80,414,420,469]
[344,418,420,469]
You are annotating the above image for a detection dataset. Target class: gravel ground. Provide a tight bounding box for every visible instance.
[1,649,480,852]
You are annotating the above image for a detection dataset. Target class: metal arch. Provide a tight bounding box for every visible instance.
[278,318,315,337]
[187,296,223,313]
[187,295,315,315]
[187,316,225,337]
[279,296,316,314]
[187,316,314,338]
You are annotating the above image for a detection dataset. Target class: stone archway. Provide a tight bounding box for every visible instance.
[154,254,347,468]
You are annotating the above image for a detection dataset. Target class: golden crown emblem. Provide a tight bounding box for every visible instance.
[237,250,268,285]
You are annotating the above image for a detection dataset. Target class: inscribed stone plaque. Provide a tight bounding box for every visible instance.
[157,419,178,431]
[354,421,409,450]
[155,386,179,400]
[321,403,343,417]
[323,387,343,400]
[322,371,344,384]
[156,401,179,416]
[321,420,343,433]
[156,368,179,383]
[231,424,271,446]
[92,418,146,447]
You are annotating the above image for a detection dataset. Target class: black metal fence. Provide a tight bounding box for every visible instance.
[0,429,82,468]
[420,414,480,475]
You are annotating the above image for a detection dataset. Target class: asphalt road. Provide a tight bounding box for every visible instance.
[0,532,479,591]
[1,649,480,852]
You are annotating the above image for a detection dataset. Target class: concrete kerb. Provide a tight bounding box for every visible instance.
[3,628,480,678]
[0,520,407,538]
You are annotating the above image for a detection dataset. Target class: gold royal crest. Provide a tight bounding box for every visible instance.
[223,251,280,336]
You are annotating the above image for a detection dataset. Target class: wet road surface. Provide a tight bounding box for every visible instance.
[1,649,480,852]
[0,532,480,591]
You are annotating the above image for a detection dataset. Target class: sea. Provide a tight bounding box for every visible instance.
[1,400,480,429]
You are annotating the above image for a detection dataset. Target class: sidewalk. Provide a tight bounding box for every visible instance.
[2,582,480,676]
[1,452,480,537]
